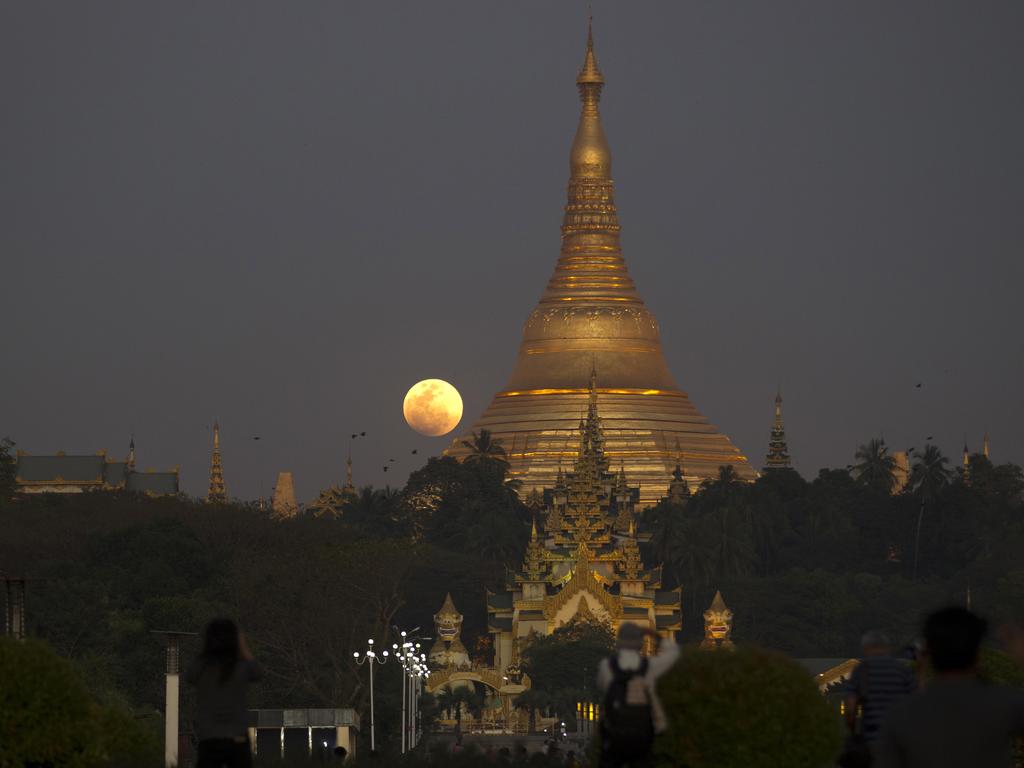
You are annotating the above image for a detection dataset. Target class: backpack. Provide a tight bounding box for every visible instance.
[601,655,654,756]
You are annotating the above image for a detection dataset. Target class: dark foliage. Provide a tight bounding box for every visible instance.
[643,449,1024,655]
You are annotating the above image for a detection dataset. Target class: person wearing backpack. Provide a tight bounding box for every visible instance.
[596,624,679,768]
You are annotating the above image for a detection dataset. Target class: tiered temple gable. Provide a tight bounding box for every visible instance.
[307,457,358,517]
[488,372,681,674]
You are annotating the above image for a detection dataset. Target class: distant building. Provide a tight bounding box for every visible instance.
[15,439,179,495]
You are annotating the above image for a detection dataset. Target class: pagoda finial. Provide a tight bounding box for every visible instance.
[207,421,227,503]
[578,15,604,87]
[570,18,611,181]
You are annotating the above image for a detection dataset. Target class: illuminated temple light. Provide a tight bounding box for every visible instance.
[498,388,678,397]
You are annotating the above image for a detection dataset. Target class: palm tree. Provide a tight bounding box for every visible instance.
[909,444,952,579]
[716,465,741,484]
[909,444,952,501]
[852,438,898,493]
[436,686,479,730]
[460,429,509,466]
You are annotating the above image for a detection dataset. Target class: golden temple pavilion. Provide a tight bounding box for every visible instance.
[446,24,754,506]
[486,372,682,673]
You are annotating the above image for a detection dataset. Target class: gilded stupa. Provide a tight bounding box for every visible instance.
[446,24,755,506]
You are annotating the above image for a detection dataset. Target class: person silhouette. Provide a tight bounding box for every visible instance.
[876,607,1024,768]
[187,619,261,768]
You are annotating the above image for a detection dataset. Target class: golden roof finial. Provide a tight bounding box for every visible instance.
[570,17,611,181]
[577,14,604,87]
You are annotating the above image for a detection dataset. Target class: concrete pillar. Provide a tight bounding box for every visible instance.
[336,725,353,758]
[164,638,181,768]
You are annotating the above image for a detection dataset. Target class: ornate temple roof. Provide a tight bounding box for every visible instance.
[446,23,755,505]
[507,377,661,595]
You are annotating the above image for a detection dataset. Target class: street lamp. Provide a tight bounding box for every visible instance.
[353,638,389,752]
[394,631,431,754]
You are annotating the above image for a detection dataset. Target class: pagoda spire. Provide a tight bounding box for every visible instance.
[764,389,792,469]
[207,421,227,503]
[343,454,356,498]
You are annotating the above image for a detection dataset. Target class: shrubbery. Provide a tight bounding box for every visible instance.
[0,637,159,767]
[655,647,842,768]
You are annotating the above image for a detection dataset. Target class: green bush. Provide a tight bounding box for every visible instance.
[655,647,842,768]
[0,637,159,768]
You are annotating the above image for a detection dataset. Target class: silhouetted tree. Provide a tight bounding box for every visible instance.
[853,438,898,493]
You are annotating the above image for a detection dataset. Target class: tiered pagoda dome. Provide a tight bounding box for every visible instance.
[445,24,755,506]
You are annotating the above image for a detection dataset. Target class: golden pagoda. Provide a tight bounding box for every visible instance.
[445,23,754,506]
[486,377,681,674]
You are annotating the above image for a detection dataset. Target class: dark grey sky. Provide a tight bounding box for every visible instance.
[3,2,1022,501]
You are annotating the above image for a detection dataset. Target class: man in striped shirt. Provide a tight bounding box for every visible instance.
[845,630,917,744]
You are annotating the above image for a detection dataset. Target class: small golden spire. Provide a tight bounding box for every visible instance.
[207,421,227,503]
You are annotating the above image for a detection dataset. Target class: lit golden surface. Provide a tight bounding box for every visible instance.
[446,27,754,505]
[403,379,464,437]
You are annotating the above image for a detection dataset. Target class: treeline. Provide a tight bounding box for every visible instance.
[0,440,531,751]
[645,444,1024,654]
[1,436,1022,749]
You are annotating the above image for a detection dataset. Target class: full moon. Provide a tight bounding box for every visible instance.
[403,379,464,437]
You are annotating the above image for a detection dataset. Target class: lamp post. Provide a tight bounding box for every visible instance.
[151,630,196,768]
[3,576,27,640]
[394,632,430,754]
[353,639,389,752]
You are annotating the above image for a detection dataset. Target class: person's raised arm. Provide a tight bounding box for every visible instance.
[644,629,679,678]
[239,631,262,681]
